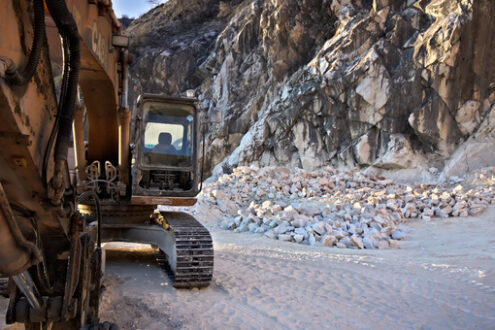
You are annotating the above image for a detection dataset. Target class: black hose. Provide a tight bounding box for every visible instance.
[43,35,69,188]
[76,191,102,248]
[6,0,45,86]
[45,0,81,171]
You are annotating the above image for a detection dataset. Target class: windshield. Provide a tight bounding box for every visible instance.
[141,101,195,168]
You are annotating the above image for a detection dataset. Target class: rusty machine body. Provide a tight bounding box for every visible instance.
[0,0,212,328]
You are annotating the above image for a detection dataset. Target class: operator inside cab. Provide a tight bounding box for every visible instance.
[153,133,176,154]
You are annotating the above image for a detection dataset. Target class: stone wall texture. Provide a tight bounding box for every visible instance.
[126,0,495,179]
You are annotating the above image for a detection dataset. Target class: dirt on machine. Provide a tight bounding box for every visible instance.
[0,0,212,328]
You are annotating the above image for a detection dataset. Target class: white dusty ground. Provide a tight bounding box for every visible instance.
[2,208,495,329]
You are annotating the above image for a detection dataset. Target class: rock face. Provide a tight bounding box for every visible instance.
[126,0,495,177]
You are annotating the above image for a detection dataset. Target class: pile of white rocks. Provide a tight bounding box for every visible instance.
[199,166,495,249]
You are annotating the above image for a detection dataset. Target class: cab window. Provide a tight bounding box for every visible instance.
[141,102,195,168]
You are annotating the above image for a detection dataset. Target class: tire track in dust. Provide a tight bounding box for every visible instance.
[211,248,495,329]
[99,238,495,329]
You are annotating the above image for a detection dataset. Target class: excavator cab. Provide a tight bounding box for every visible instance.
[98,94,213,289]
[131,94,201,205]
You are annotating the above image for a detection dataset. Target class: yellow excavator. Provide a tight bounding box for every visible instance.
[0,0,212,328]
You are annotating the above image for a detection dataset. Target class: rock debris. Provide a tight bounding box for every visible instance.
[198,166,495,249]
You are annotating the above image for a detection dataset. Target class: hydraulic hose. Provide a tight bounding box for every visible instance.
[45,0,81,195]
[6,0,45,86]
[76,191,102,248]
[43,35,69,188]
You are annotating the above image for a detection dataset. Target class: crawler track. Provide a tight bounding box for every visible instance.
[158,212,214,288]
[97,205,214,289]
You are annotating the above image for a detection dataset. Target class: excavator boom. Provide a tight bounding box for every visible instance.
[0,0,213,328]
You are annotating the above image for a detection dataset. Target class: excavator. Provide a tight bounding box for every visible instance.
[0,0,213,328]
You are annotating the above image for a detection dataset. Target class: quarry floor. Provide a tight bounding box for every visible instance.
[1,208,495,329]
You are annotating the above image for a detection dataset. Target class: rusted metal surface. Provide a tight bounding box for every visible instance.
[0,0,73,240]
[0,181,40,276]
[44,0,126,165]
[66,0,123,164]
[131,195,198,206]
[1,1,212,327]
[78,202,154,225]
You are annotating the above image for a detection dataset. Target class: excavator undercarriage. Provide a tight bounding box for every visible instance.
[0,0,213,328]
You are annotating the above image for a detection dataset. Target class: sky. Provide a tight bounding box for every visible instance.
[112,0,167,18]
